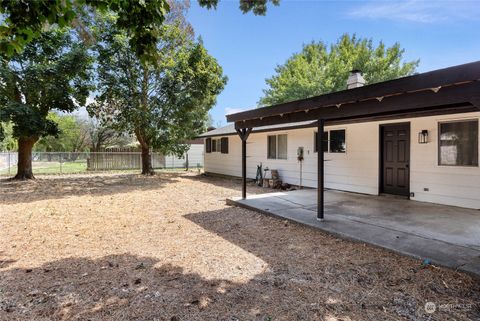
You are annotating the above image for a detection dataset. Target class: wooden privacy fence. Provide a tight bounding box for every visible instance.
[86,149,204,171]
[88,153,141,171]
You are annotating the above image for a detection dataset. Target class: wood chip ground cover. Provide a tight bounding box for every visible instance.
[0,172,479,320]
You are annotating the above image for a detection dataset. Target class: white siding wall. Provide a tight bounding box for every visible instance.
[204,111,480,209]
[204,137,243,177]
[186,144,205,168]
[409,113,480,209]
[162,144,204,168]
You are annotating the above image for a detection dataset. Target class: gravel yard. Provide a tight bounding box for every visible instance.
[0,172,479,321]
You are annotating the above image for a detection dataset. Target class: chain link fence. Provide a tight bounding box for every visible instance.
[0,149,204,176]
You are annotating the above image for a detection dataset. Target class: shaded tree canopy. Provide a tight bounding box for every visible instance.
[0,0,278,61]
[0,29,92,139]
[259,34,419,106]
[0,28,93,178]
[0,0,169,61]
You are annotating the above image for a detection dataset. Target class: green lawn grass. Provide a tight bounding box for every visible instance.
[0,160,199,176]
[0,161,87,175]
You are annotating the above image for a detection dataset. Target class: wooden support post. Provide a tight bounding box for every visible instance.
[242,137,247,199]
[236,127,252,200]
[317,118,325,220]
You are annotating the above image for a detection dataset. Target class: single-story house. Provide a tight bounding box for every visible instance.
[199,61,480,213]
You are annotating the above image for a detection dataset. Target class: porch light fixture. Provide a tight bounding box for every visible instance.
[418,130,429,144]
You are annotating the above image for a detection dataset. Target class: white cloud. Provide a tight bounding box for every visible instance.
[224,107,245,116]
[349,0,480,23]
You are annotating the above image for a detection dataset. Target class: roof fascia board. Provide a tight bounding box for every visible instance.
[227,61,480,123]
[234,81,480,129]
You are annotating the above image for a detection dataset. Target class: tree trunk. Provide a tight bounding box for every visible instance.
[15,137,38,180]
[141,146,154,175]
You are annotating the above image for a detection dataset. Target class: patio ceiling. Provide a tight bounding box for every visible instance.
[228,61,480,129]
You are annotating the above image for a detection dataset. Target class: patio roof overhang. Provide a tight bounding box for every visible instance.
[228,61,480,129]
[229,61,480,222]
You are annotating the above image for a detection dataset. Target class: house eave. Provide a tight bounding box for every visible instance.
[232,80,480,129]
[226,61,480,129]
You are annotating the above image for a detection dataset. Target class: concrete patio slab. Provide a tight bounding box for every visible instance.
[227,189,480,277]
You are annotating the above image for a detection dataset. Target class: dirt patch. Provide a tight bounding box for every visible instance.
[0,172,479,320]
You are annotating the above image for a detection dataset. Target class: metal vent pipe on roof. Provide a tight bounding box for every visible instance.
[347,70,366,89]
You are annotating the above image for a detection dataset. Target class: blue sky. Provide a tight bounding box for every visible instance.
[186,0,480,127]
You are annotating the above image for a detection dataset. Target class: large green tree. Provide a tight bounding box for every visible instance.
[89,14,226,175]
[0,29,92,179]
[259,34,419,106]
[0,0,278,60]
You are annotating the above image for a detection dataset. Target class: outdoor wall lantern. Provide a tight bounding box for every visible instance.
[418,130,429,144]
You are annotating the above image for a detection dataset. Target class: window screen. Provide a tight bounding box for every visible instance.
[314,131,329,152]
[268,135,277,159]
[277,134,288,159]
[330,130,346,153]
[439,120,478,166]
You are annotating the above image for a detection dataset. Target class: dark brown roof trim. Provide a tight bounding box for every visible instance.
[234,80,480,129]
[227,61,480,124]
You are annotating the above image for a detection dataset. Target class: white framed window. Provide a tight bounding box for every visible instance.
[267,134,287,159]
[314,129,346,153]
[438,119,478,166]
[329,129,346,153]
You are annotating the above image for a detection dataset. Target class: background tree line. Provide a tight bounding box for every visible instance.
[32,113,133,153]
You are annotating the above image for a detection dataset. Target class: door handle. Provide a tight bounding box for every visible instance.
[406,164,409,168]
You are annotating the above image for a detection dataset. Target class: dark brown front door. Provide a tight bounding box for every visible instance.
[381,123,410,196]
